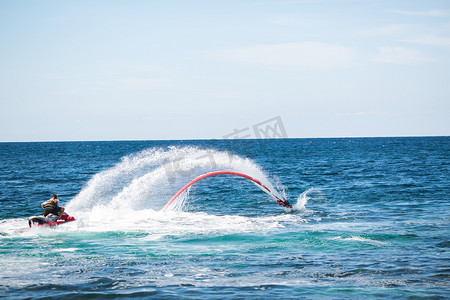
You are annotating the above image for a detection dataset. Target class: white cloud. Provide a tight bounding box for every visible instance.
[390,9,450,17]
[373,47,435,64]
[117,77,172,90]
[91,63,175,91]
[354,111,377,116]
[111,63,169,75]
[359,24,410,36]
[217,42,356,69]
[270,0,338,3]
[404,36,450,47]
[268,14,300,25]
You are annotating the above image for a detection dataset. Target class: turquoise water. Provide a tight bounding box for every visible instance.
[0,138,448,299]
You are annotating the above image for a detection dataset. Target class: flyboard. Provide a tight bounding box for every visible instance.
[161,170,292,211]
[28,213,75,228]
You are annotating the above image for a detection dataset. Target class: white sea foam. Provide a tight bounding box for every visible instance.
[292,187,324,214]
[331,235,388,246]
[55,248,78,252]
[62,205,302,237]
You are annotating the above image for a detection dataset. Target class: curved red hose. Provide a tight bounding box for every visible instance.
[161,171,289,211]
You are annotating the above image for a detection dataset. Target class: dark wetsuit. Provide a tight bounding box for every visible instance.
[43,200,62,217]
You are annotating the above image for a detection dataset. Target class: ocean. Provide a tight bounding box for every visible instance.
[0,137,448,299]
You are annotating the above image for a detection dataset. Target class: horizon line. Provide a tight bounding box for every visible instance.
[1,135,448,143]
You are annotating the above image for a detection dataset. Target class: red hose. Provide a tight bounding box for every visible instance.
[161,171,289,211]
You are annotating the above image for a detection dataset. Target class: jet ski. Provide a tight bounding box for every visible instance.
[28,213,75,228]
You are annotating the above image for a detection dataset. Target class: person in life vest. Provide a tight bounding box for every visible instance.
[41,193,65,220]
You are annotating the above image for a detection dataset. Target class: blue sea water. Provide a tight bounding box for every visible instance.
[0,137,448,299]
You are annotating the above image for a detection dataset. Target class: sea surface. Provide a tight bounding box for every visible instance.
[0,137,448,299]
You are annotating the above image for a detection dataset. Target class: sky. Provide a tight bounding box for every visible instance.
[0,0,449,142]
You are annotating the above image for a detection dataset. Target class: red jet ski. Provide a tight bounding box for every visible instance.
[28,213,75,228]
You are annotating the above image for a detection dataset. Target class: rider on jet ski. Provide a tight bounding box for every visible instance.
[41,193,65,220]
[28,193,74,227]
